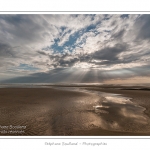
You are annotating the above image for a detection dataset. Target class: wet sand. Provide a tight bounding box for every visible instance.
[0,87,150,136]
[78,87,150,135]
[84,87,150,118]
[0,88,101,135]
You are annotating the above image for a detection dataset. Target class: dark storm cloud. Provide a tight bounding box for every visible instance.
[0,14,62,51]
[37,50,80,68]
[113,29,125,39]
[58,57,79,67]
[37,51,48,56]
[135,15,150,40]
[120,14,129,19]
[0,15,47,43]
[0,43,14,57]
[50,53,80,67]
[91,44,127,65]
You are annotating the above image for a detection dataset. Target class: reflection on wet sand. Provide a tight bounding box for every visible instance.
[0,87,150,135]
[51,87,150,134]
[85,90,150,133]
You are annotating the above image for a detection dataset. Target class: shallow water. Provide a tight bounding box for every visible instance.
[49,87,150,134]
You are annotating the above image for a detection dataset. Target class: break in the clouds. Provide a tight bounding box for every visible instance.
[0,14,150,83]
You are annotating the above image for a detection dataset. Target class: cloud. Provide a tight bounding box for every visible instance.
[0,14,150,83]
[0,42,14,57]
[134,15,150,40]
[1,65,150,83]
[92,43,127,62]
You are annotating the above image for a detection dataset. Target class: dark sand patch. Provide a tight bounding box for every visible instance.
[0,88,101,135]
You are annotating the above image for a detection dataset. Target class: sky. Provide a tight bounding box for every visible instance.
[0,14,150,84]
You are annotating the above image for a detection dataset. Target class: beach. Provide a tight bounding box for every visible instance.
[0,86,150,135]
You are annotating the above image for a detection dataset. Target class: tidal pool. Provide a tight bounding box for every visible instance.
[51,87,150,134]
